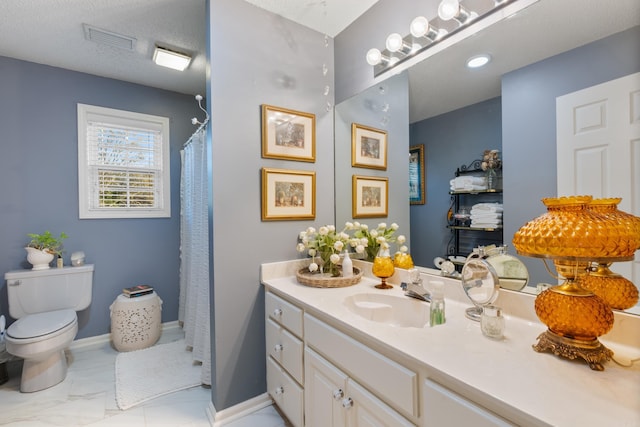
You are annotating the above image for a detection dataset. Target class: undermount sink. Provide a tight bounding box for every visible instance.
[344,293,429,328]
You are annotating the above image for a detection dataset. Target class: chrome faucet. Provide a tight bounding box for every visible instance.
[403,269,431,302]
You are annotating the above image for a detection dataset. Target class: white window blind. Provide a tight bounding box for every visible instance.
[78,104,170,219]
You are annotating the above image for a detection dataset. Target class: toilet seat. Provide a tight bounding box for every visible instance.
[6,309,77,343]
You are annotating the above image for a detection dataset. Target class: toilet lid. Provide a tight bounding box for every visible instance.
[7,309,76,339]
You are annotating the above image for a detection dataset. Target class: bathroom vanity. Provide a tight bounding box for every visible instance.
[262,260,640,427]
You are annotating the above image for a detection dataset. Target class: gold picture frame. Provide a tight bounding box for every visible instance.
[261,168,316,221]
[261,104,316,162]
[351,123,387,170]
[409,144,426,205]
[352,175,388,218]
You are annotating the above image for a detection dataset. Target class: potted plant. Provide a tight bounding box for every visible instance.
[25,231,68,270]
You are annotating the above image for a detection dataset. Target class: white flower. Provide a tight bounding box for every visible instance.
[328,225,336,232]
[399,245,408,253]
[308,248,317,257]
[381,242,390,250]
[345,222,354,229]
[355,244,365,254]
[377,222,387,230]
[354,222,361,228]
[370,229,379,238]
[334,241,344,251]
[397,235,406,244]
[319,226,329,236]
[360,224,368,231]
[376,236,386,244]
[309,262,318,272]
[390,223,399,231]
[360,237,368,246]
[307,227,316,234]
[299,231,307,240]
[339,232,349,240]
[330,253,340,264]
[296,243,306,252]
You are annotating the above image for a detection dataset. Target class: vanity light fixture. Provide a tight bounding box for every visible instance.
[385,33,412,54]
[153,46,192,71]
[466,54,491,68]
[366,48,390,66]
[438,0,477,24]
[410,16,446,43]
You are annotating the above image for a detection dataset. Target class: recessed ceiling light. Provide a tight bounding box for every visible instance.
[466,54,491,68]
[153,46,192,71]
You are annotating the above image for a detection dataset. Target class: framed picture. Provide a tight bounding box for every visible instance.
[261,168,315,221]
[351,123,387,170]
[409,144,426,205]
[352,175,388,218]
[261,104,316,162]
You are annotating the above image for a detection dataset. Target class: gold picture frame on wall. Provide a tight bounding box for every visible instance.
[352,175,388,218]
[261,104,316,162]
[261,168,316,221]
[409,144,426,205]
[351,123,388,170]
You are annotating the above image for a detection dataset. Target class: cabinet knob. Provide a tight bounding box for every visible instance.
[274,386,284,395]
[342,397,353,409]
[333,389,344,400]
[273,308,283,317]
[274,344,283,352]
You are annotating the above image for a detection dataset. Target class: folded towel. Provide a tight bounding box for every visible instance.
[470,211,503,219]
[450,176,486,190]
[451,184,488,192]
[471,203,503,213]
[471,222,502,228]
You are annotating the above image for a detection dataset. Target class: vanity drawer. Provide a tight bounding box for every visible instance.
[266,291,303,338]
[304,313,418,418]
[267,356,304,427]
[266,318,304,384]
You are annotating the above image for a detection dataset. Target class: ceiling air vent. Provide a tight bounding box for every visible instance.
[83,24,136,51]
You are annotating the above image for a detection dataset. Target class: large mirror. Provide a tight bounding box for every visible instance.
[334,0,640,314]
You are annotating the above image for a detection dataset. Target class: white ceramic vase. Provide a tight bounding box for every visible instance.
[25,247,54,270]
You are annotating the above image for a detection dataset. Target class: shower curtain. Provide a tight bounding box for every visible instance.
[179,125,211,385]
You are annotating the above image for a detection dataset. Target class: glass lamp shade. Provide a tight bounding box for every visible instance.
[587,198,640,254]
[578,263,639,310]
[512,196,634,261]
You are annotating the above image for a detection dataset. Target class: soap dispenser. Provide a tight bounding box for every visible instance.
[342,250,353,278]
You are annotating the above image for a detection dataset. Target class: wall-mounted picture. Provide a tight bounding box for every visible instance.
[261,168,315,221]
[352,175,388,218]
[351,123,387,170]
[261,104,316,162]
[409,144,426,205]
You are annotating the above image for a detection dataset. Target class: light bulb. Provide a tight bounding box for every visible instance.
[386,33,405,52]
[438,0,460,21]
[410,16,429,38]
[366,48,383,66]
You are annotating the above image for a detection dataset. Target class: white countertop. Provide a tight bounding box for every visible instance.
[261,259,640,427]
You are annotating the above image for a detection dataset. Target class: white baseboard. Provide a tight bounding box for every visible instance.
[69,320,181,350]
[209,393,274,427]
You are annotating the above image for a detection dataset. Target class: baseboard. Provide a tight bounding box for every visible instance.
[69,320,181,350]
[209,393,274,427]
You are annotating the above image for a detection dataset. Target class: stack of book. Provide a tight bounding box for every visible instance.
[122,284,154,298]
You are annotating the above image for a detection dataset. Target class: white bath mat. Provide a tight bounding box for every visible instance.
[115,339,202,410]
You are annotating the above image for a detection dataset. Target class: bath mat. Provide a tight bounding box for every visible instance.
[115,339,202,410]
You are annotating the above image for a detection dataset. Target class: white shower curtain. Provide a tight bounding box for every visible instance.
[179,125,211,386]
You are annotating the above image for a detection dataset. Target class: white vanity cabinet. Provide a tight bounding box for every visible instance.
[305,347,414,427]
[265,292,304,427]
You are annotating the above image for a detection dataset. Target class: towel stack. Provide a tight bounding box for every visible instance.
[449,176,487,192]
[470,203,503,228]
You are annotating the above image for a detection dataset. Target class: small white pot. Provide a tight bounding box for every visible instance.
[25,247,55,270]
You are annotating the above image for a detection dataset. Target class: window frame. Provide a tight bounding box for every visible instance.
[77,103,171,219]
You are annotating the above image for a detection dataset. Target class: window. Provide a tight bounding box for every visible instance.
[77,104,170,219]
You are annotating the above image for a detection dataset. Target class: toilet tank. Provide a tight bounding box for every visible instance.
[5,265,94,319]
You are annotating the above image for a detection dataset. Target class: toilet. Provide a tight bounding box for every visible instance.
[4,265,94,392]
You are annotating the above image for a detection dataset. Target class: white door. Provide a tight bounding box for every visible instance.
[557,72,640,303]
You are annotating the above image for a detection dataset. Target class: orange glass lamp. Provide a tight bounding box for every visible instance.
[513,196,639,370]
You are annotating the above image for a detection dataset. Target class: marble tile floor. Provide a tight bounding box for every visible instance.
[0,328,287,427]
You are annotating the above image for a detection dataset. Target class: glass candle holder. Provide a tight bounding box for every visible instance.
[481,305,505,339]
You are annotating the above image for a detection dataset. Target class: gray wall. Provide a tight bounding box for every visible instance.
[502,25,640,286]
[0,56,200,338]
[410,97,502,268]
[208,0,335,410]
[335,72,410,240]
